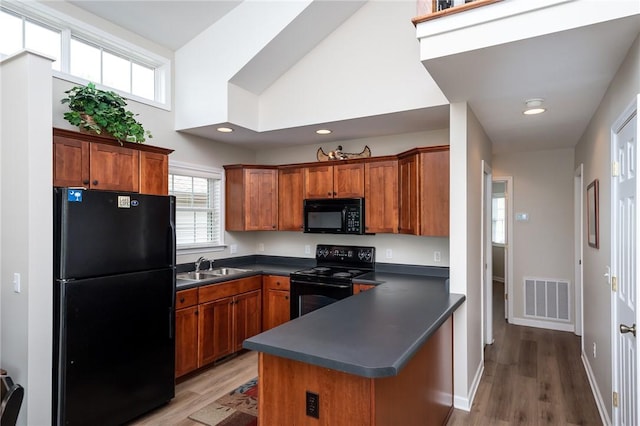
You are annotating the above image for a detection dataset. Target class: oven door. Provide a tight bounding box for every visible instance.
[290,280,353,319]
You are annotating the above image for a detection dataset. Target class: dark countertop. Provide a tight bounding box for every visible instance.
[243,273,465,378]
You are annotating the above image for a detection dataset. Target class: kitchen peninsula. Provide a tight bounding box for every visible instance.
[244,273,465,425]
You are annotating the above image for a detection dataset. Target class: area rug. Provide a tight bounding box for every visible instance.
[189,378,258,426]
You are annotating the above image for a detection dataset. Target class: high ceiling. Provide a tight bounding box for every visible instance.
[65,0,640,153]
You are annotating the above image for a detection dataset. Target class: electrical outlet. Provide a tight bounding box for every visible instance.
[306,391,319,419]
[593,342,597,358]
[230,244,237,254]
[385,249,393,259]
[258,243,265,252]
[305,245,311,255]
[434,251,441,262]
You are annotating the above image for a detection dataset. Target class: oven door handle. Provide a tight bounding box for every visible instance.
[291,280,351,290]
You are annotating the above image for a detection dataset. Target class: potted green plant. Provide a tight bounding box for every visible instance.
[61,82,152,144]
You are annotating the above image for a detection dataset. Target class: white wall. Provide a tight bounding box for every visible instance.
[492,148,575,328]
[449,102,492,409]
[574,33,640,422]
[0,51,54,426]
[259,0,447,131]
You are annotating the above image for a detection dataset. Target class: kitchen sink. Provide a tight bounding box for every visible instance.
[176,271,219,281]
[208,267,250,276]
[176,268,250,281]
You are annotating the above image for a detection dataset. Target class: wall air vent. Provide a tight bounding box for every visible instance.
[524,277,570,321]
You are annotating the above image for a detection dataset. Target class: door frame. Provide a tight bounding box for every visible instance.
[611,95,639,425]
[574,164,584,338]
[493,176,513,321]
[482,160,493,345]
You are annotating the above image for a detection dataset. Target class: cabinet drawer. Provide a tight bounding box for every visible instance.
[176,288,198,308]
[263,275,290,291]
[199,275,262,304]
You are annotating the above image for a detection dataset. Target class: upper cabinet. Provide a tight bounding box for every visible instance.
[52,128,172,195]
[225,166,278,231]
[304,163,364,199]
[398,146,449,237]
[223,145,449,236]
[364,158,398,234]
[278,166,305,231]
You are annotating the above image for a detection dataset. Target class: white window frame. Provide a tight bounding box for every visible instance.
[1,0,171,110]
[169,161,225,255]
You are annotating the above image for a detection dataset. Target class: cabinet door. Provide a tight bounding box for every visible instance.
[365,160,398,233]
[245,169,277,230]
[264,289,290,331]
[175,306,199,378]
[353,284,376,294]
[139,151,168,195]
[304,165,334,198]
[333,163,364,198]
[199,297,234,365]
[89,143,140,192]
[419,150,450,236]
[53,137,90,187]
[398,155,419,235]
[278,167,304,231]
[234,290,262,352]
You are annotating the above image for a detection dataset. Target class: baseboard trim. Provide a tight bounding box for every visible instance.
[510,317,574,332]
[581,351,611,425]
[453,361,484,411]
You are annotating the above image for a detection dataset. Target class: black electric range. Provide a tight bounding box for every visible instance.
[290,245,375,319]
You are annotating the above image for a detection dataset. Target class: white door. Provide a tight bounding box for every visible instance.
[613,99,638,425]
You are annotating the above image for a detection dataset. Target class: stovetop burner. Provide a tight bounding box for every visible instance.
[291,245,375,284]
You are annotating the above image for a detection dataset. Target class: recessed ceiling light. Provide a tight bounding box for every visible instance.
[316,129,332,135]
[217,127,234,133]
[523,98,546,115]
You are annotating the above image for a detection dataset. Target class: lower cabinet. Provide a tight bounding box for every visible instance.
[353,283,376,294]
[175,276,262,378]
[263,275,291,331]
[175,288,199,378]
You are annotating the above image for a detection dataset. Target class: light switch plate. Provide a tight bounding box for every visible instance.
[13,273,20,293]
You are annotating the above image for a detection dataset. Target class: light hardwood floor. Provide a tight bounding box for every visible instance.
[129,281,601,425]
[128,351,258,425]
[447,281,602,426]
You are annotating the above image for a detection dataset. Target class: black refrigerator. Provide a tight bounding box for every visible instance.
[53,188,176,426]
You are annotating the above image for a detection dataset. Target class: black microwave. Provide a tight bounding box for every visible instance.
[303,198,364,235]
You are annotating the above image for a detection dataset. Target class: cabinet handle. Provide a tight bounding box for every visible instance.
[333,192,337,196]
[327,192,332,196]
[285,296,289,300]
[272,225,276,229]
[82,180,89,185]
[195,310,199,315]
[179,297,185,303]
[92,180,99,186]
[276,281,280,286]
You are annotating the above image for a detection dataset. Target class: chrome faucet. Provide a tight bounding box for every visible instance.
[195,256,206,273]
[195,256,213,272]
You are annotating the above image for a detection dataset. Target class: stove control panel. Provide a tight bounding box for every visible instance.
[315,245,375,267]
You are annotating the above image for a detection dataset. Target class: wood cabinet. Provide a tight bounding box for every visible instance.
[398,146,449,236]
[263,275,291,331]
[52,128,172,195]
[175,288,199,378]
[304,162,364,199]
[364,159,398,233]
[225,166,278,231]
[278,167,305,231]
[353,283,376,294]
[198,276,262,365]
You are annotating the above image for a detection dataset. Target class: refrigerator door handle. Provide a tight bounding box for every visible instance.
[169,307,173,339]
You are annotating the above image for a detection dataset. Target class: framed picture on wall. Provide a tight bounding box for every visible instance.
[587,179,599,249]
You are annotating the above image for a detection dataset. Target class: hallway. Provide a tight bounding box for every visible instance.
[447,281,602,425]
